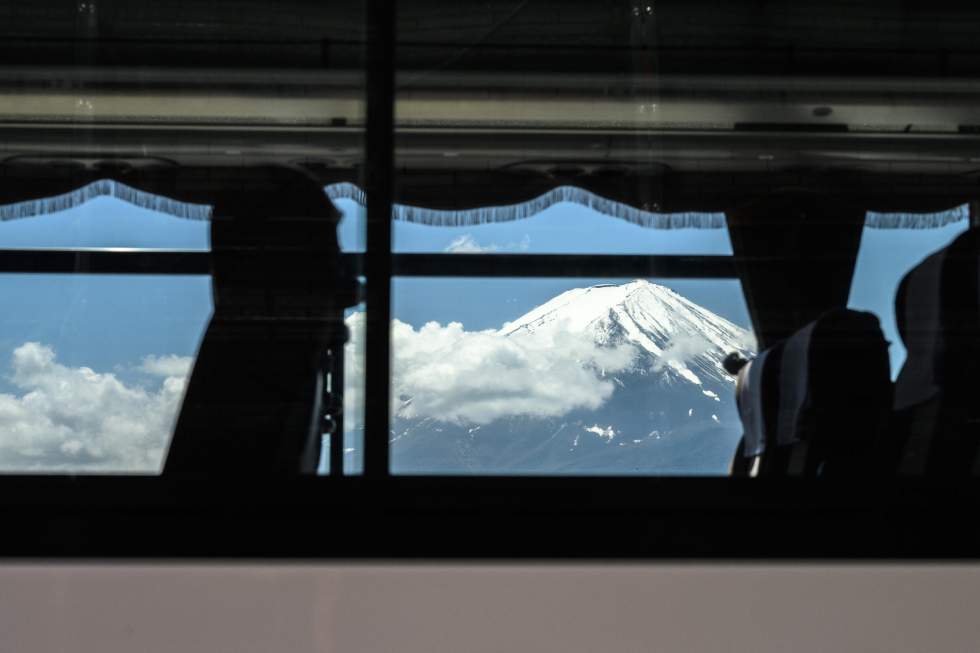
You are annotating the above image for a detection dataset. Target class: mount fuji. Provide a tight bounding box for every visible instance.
[382,279,755,475]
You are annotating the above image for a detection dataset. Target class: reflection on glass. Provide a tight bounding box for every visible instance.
[343,277,756,475]
[0,275,211,473]
[848,207,969,377]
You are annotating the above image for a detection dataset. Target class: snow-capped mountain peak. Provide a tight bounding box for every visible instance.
[376,280,755,474]
[499,279,753,385]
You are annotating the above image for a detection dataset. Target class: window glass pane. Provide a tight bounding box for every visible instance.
[391,2,736,256]
[0,0,369,253]
[0,0,368,475]
[330,184,731,255]
[0,193,210,250]
[393,203,732,255]
[364,277,755,475]
[848,208,969,377]
[0,274,210,473]
[391,201,733,255]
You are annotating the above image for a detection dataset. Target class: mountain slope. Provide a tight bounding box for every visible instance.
[387,280,754,475]
[501,280,750,386]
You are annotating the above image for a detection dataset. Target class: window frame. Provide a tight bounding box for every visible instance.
[3,1,980,560]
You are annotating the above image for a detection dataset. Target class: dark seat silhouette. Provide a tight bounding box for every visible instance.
[731,309,892,477]
[162,168,357,477]
[893,227,980,476]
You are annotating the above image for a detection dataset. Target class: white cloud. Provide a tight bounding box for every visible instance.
[0,307,654,469]
[139,354,194,378]
[443,233,531,254]
[344,312,636,427]
[651,331,712,374]
[0,343,188,472]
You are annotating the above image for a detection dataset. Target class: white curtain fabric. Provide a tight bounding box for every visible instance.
[0,178,968,230]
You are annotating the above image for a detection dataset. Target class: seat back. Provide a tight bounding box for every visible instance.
[162,167,358,477]
[732,309,892,477]
[893,227,980,476]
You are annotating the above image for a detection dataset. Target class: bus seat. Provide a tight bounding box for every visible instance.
[731,309,892,477]
[893,227,980,476]
[163,168,358,477]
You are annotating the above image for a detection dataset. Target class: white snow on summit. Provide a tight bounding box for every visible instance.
[499,280,752,386]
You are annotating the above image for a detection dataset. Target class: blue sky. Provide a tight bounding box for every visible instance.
[336,198,751,330]
[848,218,968,375]
[0,194,751,349]
[0,196,211,251]
[0,189,967,471]
[1,191,965,375]
[0,274,209,387]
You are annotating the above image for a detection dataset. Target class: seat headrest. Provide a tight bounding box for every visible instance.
[894,227,980,409]
[736,308,891,461]
[776,308,891,447]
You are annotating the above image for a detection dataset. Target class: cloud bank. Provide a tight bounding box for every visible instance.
[652,331,712,374]
[0,343,187,472]
[0,308,716,469]
[344,313,636,427]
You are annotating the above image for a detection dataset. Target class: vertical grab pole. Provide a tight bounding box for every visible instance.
[363,0,396,477]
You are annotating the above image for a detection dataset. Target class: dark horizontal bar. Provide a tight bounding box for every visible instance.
[0,475,979,557]
[391,253,738,278]
[0,250,738,279]
[0,249,211,274]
